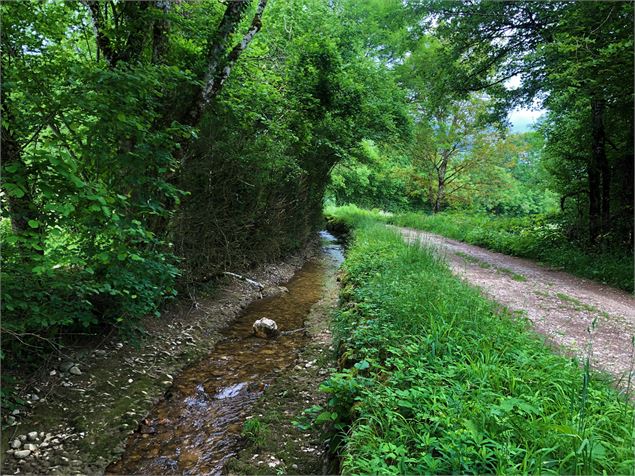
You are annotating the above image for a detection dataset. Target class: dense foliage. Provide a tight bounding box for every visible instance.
[1,0,408,366]
[323,207,634,474]
[327,0,633,263]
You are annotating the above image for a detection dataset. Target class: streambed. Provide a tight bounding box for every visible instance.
[107,232,343,474]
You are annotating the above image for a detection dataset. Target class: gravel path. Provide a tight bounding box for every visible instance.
[398,227,635,386]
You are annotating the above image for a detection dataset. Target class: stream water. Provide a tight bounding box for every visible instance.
[106,232,343,475]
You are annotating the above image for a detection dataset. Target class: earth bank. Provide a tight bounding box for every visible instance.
[1,240,319,475]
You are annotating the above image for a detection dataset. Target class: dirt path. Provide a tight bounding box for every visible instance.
[398,227,635,386]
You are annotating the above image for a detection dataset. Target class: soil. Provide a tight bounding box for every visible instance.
[1,242,319,475]
[398,227,635,386]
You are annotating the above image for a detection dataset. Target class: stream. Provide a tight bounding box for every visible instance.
[106,231,343,475]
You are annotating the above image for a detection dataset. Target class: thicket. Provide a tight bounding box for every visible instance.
[322,207,634,474]
[0,0,409,377]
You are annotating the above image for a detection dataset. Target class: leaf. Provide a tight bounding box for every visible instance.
[28,219,40,229]
[354,359,370,370]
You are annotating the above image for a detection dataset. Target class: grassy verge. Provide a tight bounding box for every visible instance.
[386,210,633,293]
[321,207,634,474]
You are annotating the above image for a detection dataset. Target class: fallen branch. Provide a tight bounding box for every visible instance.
[280,327,307,336]
[222,271,264,290]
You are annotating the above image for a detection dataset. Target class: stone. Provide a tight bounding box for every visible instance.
[24,443,37,451]
[261,286,290,298]
[69,366,82,376]
[31,394,39,402]
[11,439,21,449]
[19,435,27,442]
[252,318,279,338]
[7,415,17,425]
[50,370,57,376]
[14,450,31,459]
[27,431,38,441]
[94,350,106,356]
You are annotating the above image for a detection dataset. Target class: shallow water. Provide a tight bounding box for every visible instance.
[107,232,343,475]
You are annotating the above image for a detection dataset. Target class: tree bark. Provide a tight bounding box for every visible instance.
[589,97,606,244]
[434,151,449,213]
[189,0,268,126]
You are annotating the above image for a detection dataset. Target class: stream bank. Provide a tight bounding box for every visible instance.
[1,239,321,475]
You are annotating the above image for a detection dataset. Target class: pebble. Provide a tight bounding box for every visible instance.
[7,415,17,425]
[69,366,82,376]
[24,443,37,451]
[11,439,21,449]
[95,350,107,356]
[116,343,124,349]
[14,450,31,459]
[50,370,57,376]
[27,431,38,441]
[19,435,27,442]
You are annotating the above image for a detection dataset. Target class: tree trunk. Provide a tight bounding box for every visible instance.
[589,97,606,244]
[434,152,449,213]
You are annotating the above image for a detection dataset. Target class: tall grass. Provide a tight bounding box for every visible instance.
[321,209,634,474]
[388,210,633,293]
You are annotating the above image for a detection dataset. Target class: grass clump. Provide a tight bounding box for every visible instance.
[321,211,634,474]
[388,210,633,292]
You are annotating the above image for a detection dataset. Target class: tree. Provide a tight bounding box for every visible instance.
[410,97,500,212]
[424,0,634,244]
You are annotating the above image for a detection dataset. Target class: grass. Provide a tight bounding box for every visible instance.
[386,210,634,293]
[320,206,634,475]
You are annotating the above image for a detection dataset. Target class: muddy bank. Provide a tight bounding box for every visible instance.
[1,240,320,475]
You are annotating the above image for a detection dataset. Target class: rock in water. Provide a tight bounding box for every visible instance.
[253,318,279,338]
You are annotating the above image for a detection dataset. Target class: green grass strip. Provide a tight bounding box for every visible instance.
[388,210,633,293]
[322,207,634,475]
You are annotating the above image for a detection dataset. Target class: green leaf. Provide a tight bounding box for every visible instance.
[27,219,40,229]
[354,359,370,370]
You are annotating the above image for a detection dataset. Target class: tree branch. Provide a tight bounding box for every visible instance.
[189,0,268,125]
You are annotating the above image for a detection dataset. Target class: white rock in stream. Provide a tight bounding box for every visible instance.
[253,318,279,338]
[14,450,31,459]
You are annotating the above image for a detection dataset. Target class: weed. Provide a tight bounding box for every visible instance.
[321,208,634,475]
[386,210,634,292]
[242,417,270,449]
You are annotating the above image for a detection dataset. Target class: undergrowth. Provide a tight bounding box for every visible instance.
[321,207,634,474]
[387,210,634,293]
